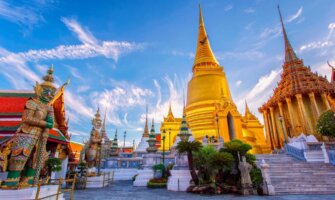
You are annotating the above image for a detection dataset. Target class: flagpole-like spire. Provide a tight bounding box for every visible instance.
[277,5,298,63]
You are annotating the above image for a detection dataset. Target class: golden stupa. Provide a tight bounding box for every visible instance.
[184,6,270,154]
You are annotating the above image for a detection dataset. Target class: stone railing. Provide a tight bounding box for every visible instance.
[328,150,335,165]
[305,142,323,151]
[284,144,306,161]
[105,158,142,169]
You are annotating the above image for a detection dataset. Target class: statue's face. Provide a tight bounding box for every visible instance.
[40,87,55,103]
[92,118,102,129]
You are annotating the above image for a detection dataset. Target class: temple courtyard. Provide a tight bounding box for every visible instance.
[65,181,335,200]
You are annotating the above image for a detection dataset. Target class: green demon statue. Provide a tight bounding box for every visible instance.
[3,67,58,188]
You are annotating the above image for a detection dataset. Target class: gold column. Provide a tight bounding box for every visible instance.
[269,107,280,148]
[308,92,321,117]
[263,110,274,149]
[285,97,297,135]
[321,92,331,110]
[296,94,312,134]
[277,102,286,141]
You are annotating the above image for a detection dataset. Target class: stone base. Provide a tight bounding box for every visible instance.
[86,175,108,188]
[240,184,257,195]
[133,169,153,187]
[103,169,138,181]
[263,184,275,195]
[167,169,192,191]
[0,185,64,200]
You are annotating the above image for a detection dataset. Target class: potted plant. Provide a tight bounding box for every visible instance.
[152,163,164,178]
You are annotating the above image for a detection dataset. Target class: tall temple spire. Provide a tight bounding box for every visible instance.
[143,104,149,137]
[278,5,299,63]
[114,129,118,140]
[100,109,109,140]
[193,4,219,68]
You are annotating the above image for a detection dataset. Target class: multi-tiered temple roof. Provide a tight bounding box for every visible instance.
[259,7,335,111]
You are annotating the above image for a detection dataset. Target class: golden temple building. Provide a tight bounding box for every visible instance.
[184,6,270,154]
[159,104,181,151]
[258,7,335,150]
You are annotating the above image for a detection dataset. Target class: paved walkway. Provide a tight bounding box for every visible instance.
[66,181,335,200]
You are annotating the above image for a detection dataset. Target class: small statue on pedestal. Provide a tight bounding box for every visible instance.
[85,109,102,176]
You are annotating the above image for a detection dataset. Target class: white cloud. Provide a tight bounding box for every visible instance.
[171,50,195,59]
[62,17,98,45]
[299,22,335,52]
[236,80,242,87]
[224,5,233,12]
[245,22,255,30]
[300,41,334,52]
[0,1,44,27]
[244,8,255,14]
[236,69,281,121]
[217,50,264,61]
[286,7,303,23]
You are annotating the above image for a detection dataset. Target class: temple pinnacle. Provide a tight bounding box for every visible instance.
[278,5,299,63]
[193,4,219,68]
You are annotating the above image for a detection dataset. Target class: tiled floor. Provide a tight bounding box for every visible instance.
[65,181,335,200]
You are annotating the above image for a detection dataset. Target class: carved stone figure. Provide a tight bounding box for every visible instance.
[3,67,58,187]
[85,109,102,171]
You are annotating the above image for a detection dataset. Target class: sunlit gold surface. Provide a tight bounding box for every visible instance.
[184,6,270,154]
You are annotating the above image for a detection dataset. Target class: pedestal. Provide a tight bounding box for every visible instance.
[167,153,192,191]
[86,175,107,188]
[0,185,64,200]
[133,169,154,187]
[133,153,161,187]
[167,169,192,191]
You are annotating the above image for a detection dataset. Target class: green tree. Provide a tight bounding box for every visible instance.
[317,110,335,138]
[45,157,62,176]
[176,140,202,185]
[209,151,234,185]
[193,146,217,184]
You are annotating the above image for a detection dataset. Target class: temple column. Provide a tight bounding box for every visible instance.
[263,110,274,150]
[308,92,321,117]
[266,110,276,150]
[269,107,281,149]
[285,97,297,135]
[296,94,312,134]
[277,102,286,141]
[321,92,331,110]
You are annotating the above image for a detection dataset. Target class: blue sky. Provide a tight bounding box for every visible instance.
[1,0,335,146]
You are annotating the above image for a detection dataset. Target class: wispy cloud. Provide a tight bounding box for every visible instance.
[224,4,233,12]
[244,7,255,14]
[235,80,242,87]
[0,1,54,33]
[299,22,335,52]
[216,50,264,61]
[171,50,194,59]
[286,7,303,22]
[236,69,281,122]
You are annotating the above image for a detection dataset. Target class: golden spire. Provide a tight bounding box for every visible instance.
[278,5,298,63]
[193,5,219,67]
[245,100,257,120]
[143,104,149,137]
[167,102,175,119]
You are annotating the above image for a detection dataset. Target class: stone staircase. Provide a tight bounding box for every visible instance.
[256,154,335,195]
